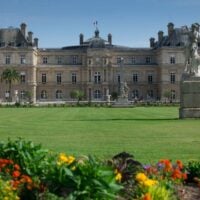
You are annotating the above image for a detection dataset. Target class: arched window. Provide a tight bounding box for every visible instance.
[94,90,101,99]
[41,90,47,99]
[56,90,62,99]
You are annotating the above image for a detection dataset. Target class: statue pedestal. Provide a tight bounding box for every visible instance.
[179,73,200,118]
[113,96,132,107]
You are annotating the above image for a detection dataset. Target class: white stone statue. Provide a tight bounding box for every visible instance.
[120,81,129,98]
[184,23,200,76]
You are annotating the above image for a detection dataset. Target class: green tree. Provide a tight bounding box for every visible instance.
[111,91,118,100]
[163,90,171,103]
[1,68,20,102]
[70,90,85,104]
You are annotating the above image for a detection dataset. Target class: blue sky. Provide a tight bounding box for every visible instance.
[1,0,200,48]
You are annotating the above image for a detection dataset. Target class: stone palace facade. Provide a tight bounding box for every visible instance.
[0,22,190,103]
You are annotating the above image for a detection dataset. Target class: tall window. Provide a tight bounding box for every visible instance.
[145,57,151,64]
[72,56,78,64]
[117,74,120,83]
[133,73,138,83]
[20,55,26,64]
[42,73,46,84]
[131,57,136,64]
[171,90,176,100]
[42,57,48,64]
[170,56,176,64]
[56,73,62,84]
[148,74,153,84]
[170,73,176,84]
[57,56,62,64]
[117,57,121,64]
[5,91,10,100]
[88,59,92,65]
[5,55,11,64]
[94,72,101,84]
[132,90,139,98]
[94,90,101,99]
[41,90,47,99]
[72,73,77,84]
[20,90,25,99]
[20,73,26,83]
[56,90,62,99]
[147,90,153,98]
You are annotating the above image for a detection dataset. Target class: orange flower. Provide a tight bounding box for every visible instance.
[12,180,21,189]
[159,159,172,172]
[172,168,182,179]
[21,175,32,183]
[12,170,21,178]
[176,160,183,170]
[14,164,20,171]
[142,193,152,200]
[182,173,187,180]
[26,184,33,190]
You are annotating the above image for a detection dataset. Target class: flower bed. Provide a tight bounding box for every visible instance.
[0,139,199,200]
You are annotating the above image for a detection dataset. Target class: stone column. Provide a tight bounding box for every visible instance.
[31,67,37,104]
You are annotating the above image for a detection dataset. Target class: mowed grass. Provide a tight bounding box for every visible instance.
[0,107,199,163]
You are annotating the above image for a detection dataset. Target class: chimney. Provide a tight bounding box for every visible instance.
[20,23,27,37]
[158,31,164,42]
[34,38,39,48]
[149,37,155,47]
[108,33,112,45]
[28,31,33,43]
[79,33,84,45]
[167,22,174,36]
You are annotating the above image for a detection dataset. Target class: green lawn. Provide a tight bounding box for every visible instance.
[0,107,199,163]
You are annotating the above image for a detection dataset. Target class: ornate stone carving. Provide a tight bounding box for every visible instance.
[184,23,200,76]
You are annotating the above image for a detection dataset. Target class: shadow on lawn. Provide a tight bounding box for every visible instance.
[63,118,179,121]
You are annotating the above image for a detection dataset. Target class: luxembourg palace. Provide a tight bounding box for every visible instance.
[0,22,189,103]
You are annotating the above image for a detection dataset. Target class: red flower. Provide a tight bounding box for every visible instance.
[12,170,21,178]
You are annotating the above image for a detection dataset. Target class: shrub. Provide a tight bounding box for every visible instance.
[45,154,123,199]
[0,138,49,177]
[186,160,200,183]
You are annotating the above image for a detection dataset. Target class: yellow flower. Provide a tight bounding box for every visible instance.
[71,166,76,171]
[59,153,68,163]
[115,172,122,182]
[143,179,158,187]
[136,173,148,182]
[67,156,75,165]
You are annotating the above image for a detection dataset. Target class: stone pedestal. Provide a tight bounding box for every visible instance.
[179,74,200,118]
[113,96,132,107]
